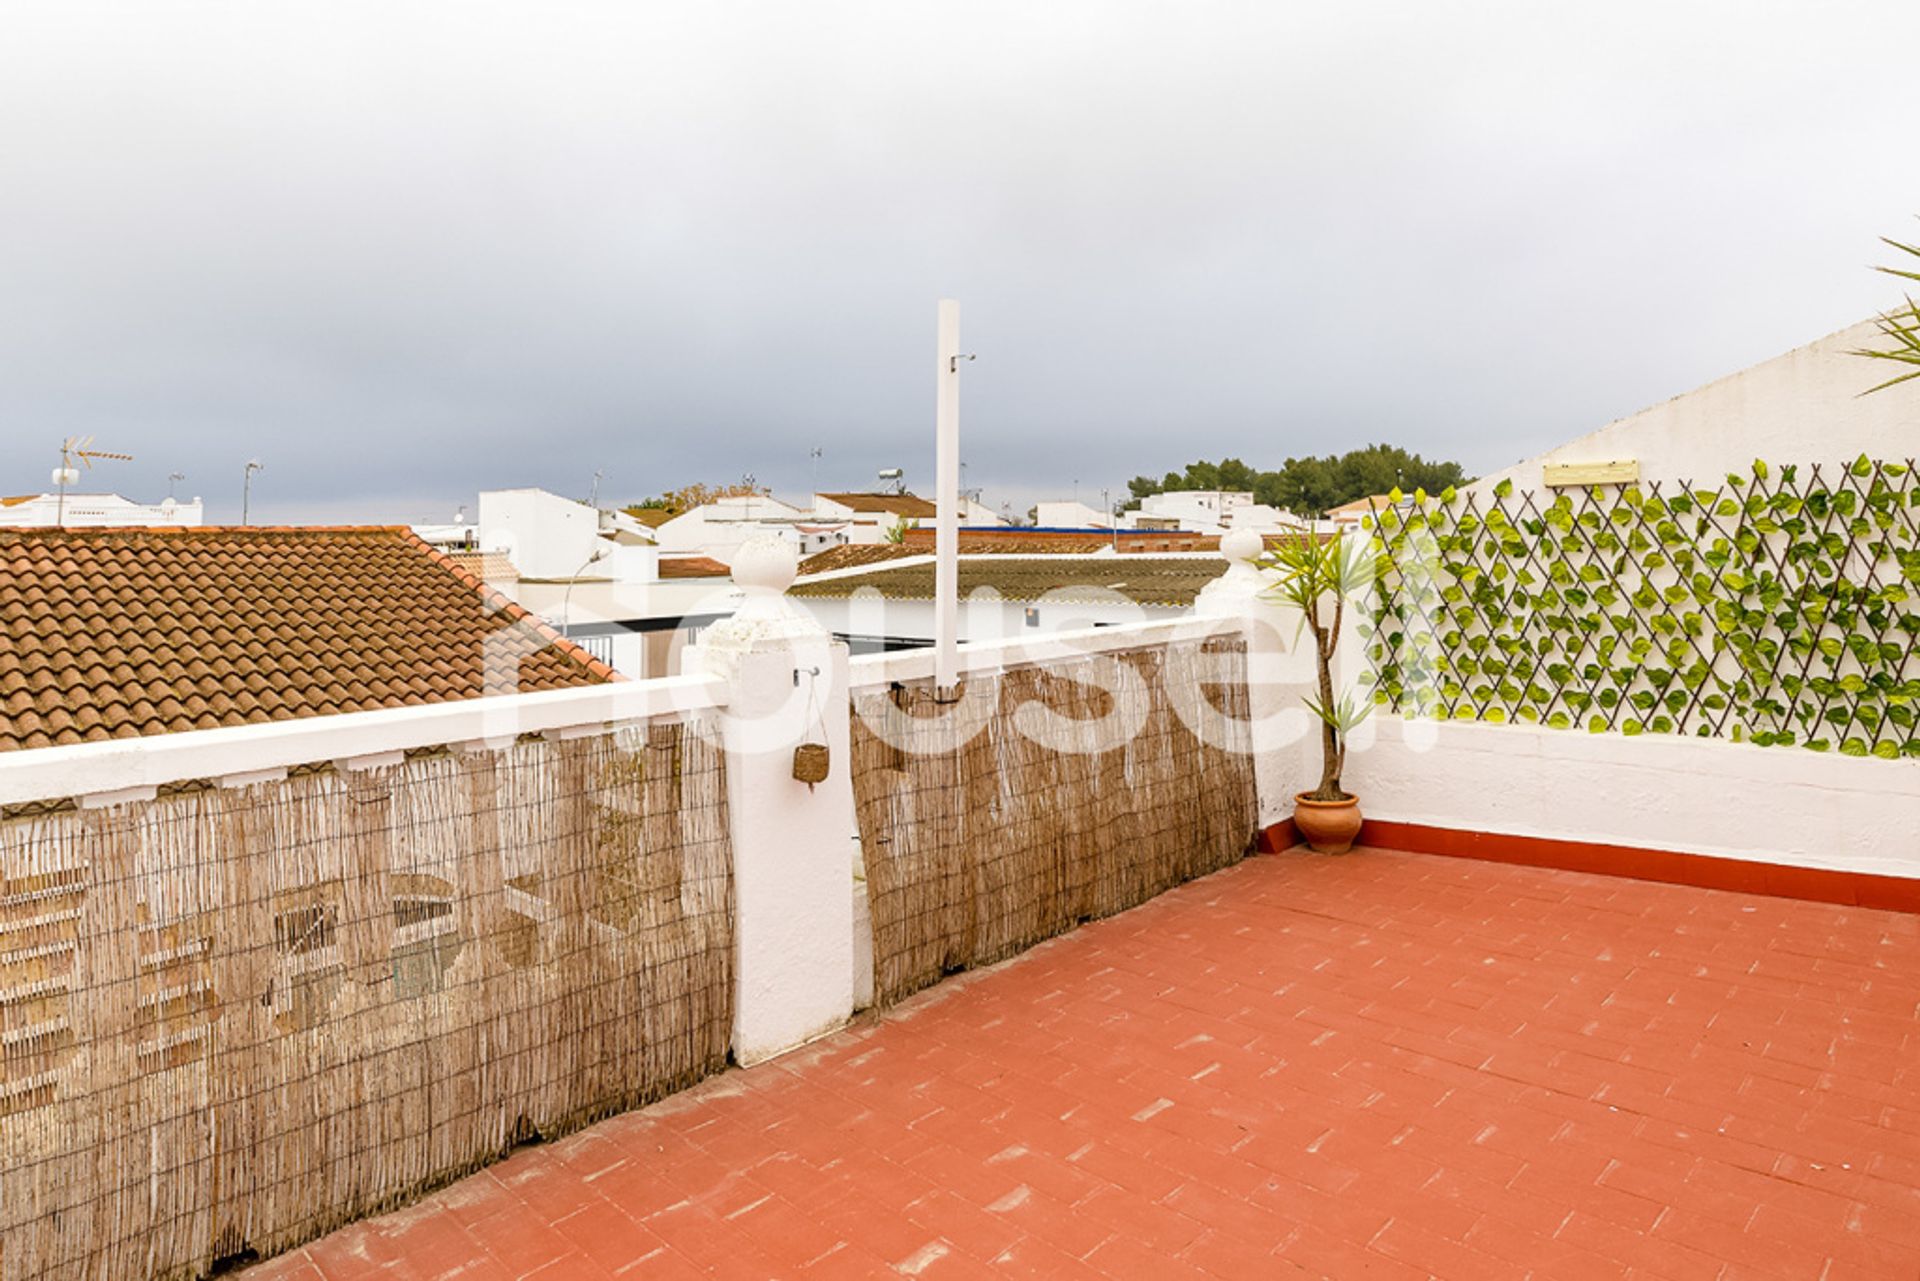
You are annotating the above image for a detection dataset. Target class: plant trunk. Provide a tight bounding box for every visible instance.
[1310,632,1346,802]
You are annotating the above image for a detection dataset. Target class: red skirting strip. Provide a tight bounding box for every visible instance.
[1254,819,1297,855]
[1257,818,1920,914]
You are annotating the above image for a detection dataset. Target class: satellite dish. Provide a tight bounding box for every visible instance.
[51,467,79,486]
[160,497,178,513]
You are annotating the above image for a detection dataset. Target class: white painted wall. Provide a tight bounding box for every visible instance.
[1345,715,1920,878]
[962,498,1008,527]
[478,488,606,581]
[1475,317,1920,494]
[0,675,728,807]
[1124,490,1252,533]
[653,496,807,557]
[1035,500,1113,528]
[0,493,204,527]
[703,638,856,1062]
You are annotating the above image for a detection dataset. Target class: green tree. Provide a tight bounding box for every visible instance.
[1124,447,1470,518]
[1269,444,1469,516]
[1124,457,1262,508]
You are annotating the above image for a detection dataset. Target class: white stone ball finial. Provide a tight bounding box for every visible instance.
[732,535,798,596]
[1220,528,1263,565]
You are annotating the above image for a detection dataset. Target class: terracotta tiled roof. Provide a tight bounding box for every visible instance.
[445,550,518,582]
[816,492,938,518]
[796,544,922,575]
[1326,493,1395,518]
[789,555,1229,608]
[0,526,616,753]
[656,556,731,579]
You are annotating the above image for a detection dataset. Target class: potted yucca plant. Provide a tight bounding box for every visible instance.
[1262,528,1378,853]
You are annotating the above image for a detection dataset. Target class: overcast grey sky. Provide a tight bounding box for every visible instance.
[2,1,1915,523]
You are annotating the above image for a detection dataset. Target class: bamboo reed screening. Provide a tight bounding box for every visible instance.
[0,717,733,1281]
[851,636,1257,1006]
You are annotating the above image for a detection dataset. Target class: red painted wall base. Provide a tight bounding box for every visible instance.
[1254,819,1297,855]
[1257,817,1920,914]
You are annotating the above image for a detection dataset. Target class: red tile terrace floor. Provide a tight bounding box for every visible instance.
[249,849,1920,1281]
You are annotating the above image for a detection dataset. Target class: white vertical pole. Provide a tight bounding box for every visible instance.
[935,300,961,692]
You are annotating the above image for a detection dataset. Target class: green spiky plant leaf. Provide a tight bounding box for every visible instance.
[1261,529,1385,800]
[1853,223,1920,393]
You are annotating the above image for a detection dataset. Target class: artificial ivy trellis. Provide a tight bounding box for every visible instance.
[1364,456,1920,758]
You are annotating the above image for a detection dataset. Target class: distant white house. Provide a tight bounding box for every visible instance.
[962,497,1011,527]
[809,492,939,541]
[1118,490,1301,534]
[653,494,809,559]
[1033,500,1114,528]
[1324,494,1396,531]
[0,492,204,527]
[469,488,733,678]
[1475,315,1917,494]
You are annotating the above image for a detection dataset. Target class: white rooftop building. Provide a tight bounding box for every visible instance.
[1033,500,1115,529]
[466,488,736,679]
[0,492,204,528]
[1121,490,1301,534]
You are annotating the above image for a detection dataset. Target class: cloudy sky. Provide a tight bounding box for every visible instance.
[2,2,1915,523]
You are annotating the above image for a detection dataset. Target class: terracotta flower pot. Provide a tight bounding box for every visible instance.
[1292,792,1362,854]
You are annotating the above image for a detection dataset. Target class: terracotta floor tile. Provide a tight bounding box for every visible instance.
[248,850,1920,1280]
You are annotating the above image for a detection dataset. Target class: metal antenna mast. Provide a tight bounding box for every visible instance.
[53,436,134,527]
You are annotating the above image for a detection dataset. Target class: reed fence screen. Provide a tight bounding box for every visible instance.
[851,636,1257,1007]
[0,718,733,1281]
[1368,458,1920,756]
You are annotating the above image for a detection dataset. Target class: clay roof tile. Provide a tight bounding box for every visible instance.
[0,526,614,752]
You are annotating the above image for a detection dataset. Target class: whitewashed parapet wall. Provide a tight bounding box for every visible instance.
[1344,713,1920,878]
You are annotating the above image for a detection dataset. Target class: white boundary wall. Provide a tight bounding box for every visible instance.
[1346,714,1920,879]
[0,675,729,808]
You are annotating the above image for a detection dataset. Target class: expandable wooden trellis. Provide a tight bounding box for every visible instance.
[0,718,733,1281]
[1369,459,1920,756]
[850,636,1257,1007]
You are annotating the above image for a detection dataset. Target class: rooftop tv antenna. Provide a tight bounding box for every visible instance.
[809,447,823,495]
[167,471,186,499]
[588,468,604,509]
[242,459,264,526]
[53,436,134,526]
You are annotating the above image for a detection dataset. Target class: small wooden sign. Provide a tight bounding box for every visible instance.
[1543,459,1639,487]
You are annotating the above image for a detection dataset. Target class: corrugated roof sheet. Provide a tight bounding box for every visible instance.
[0,526,615,753]
[789,555,1228,607]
